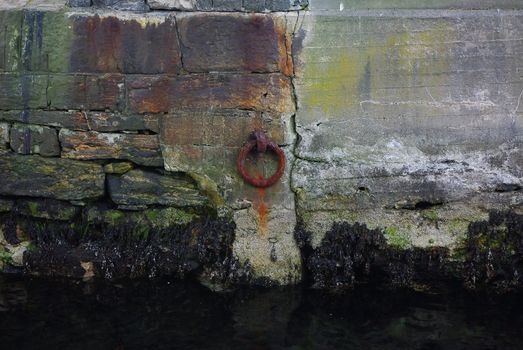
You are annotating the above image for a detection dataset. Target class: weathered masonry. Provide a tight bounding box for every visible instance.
[1,0,523,291]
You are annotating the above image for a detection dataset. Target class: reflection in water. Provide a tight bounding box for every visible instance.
[0,276,522,349]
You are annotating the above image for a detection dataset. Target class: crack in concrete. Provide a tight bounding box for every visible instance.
[285,11,305,224]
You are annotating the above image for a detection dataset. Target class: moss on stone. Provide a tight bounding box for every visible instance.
[384,227,412,249]
[104,210,125,224]
[16,199,81,221]
[420,208,439,222]
[0,249,13,264]
[0,199,14,213]
[460,210,523,291]
[27,202,39,216]
[447,218,470,233]
[103,162,134,174]
[145,208,199,227]
[188,172,225,209]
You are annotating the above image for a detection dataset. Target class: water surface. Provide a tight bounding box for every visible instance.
[0,276,522,349]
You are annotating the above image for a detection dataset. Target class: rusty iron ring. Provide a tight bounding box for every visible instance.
[237,130,286,188]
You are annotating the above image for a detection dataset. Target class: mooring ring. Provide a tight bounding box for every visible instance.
[237,132,286,188]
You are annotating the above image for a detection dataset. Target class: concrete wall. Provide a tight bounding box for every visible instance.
[293,6,523,250]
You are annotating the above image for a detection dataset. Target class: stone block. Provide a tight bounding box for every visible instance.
[47,74,125,111]
[159,109,290,192]
[243,0,308,11]
[91,0,149,11]
[13,11,71,73]
[0,74,124,111]
[0,110,89,130]
[3,11,179,74]
[177,13,292,75]
[160,109,285,149]
[70,14,181,74]
[10,123,60,156]
[107,169,209,207]
[0,110,160,133]
[103,162,134,174]
[0,123,9,149]
[86,112,160,133]
[59,129,163,166]
[0,74,49,110]
[0,198,14,213]
[212,0,242,11]
[68,0,91,6]
[15,198,81,221]
[148,0,191,10]
[85,205,198,227]
[128,73,295,114]
[196,0,213,9]
[0,154,105,201]
[0,11,23,71]
[159,109,290,203]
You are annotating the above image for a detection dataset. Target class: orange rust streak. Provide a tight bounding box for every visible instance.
[255,187,268,237]
[252,170,269,237]
[274,18,294,77]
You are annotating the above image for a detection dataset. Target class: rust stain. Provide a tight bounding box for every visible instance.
[129,76,171,113]
[240,16,274,73]
[255,186,269,237]
[71,15,180,74]
[83,16,122,72]
[274,17,294,77]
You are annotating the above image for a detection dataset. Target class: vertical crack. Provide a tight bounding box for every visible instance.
[172,15,186,73]
[284,12,303,197]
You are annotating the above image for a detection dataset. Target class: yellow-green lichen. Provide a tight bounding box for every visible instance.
[188,172,225,208]
[301,18,455,118]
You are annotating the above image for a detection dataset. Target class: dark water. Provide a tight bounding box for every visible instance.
[0,276,522,350]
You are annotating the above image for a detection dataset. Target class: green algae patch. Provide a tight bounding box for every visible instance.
[28,202,39,216]
[105,210,125,224]
[384,226,412,249]
[0,249,13,264]
[144,208,198,227]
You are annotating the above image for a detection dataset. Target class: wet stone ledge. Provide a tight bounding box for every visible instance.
[0,154,105,201]
[68,0,309,12]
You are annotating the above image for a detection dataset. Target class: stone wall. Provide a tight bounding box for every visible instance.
[0,0,304,286]
[1,0,523,291]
